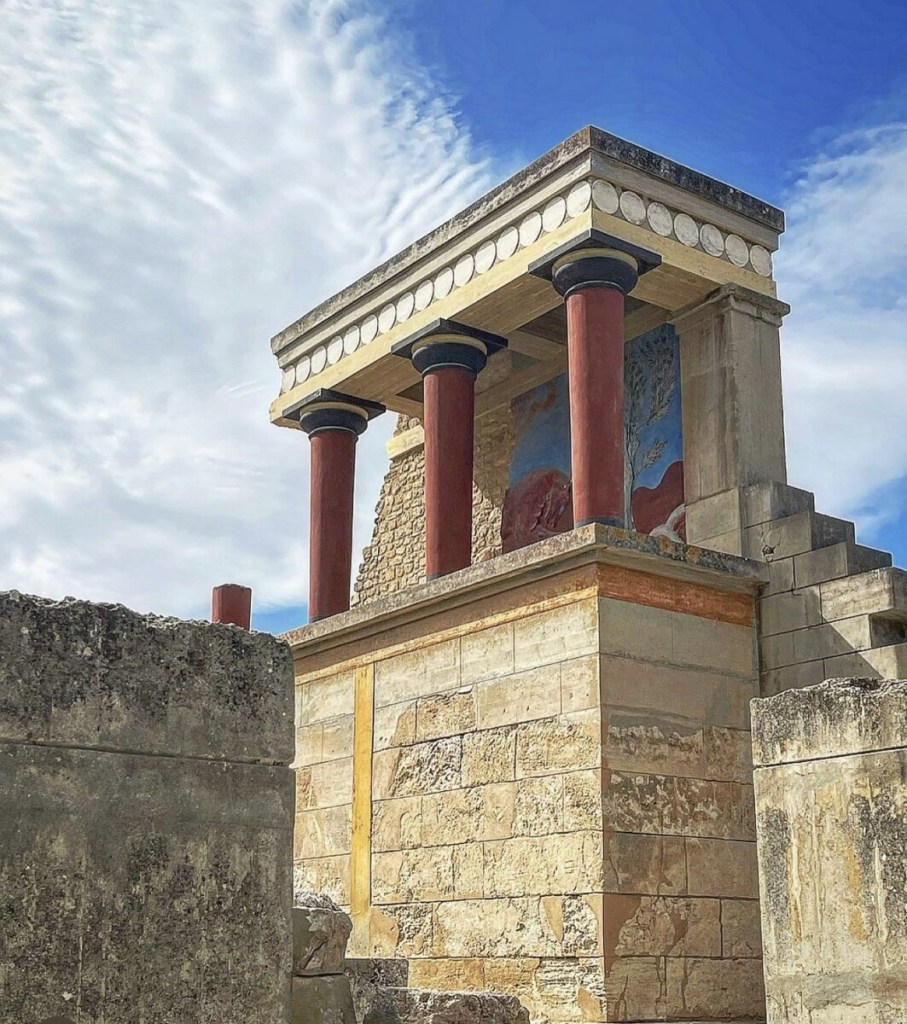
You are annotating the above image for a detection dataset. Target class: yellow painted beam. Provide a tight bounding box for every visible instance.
[350,663,375,923]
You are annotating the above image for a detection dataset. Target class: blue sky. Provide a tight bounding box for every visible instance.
[2,0,905,635]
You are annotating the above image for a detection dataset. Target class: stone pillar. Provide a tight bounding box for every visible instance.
[673,285,791,552]
[752,678,907,1023]
[212,583,252,629]
[295,390,384,621]
[550,247,639,526]
[395,321,506,580]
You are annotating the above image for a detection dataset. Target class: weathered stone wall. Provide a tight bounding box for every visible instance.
[295,530,765,1023]
[0,591,295,1023]
[752,677,907,1024]
[354,407,514,606]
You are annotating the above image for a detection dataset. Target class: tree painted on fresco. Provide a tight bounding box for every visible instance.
[624,328,678,528]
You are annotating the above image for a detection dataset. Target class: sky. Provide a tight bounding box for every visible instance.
[1,0,906,633]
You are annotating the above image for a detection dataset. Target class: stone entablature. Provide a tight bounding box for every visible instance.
[288,527,767,1023]
[270,126,782,427]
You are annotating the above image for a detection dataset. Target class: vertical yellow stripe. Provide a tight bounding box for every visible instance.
[350,662,374,921]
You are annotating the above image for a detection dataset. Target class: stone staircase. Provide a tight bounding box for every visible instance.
[744,484,907,694]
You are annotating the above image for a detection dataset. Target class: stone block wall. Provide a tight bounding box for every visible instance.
[752,678,907,1024]
[0,591,295,1023]
[354,405,514,606]
[293,529,766,1022]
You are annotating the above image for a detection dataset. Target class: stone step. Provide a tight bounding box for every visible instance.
[794,542,892,589]
[820,567,907,622]
[824,640,907,681]
[745,510,855,562]
[363,988,530,1024]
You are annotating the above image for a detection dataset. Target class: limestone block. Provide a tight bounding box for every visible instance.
[603,832,687,895]
[366,903,439,958]
[760,659,826,698]
[374,701,417,750]
[375,639,461,708]
[819,566,907,621]
[604,894,721,959]
[483,832,604,897]
[752,677,907,765]
[297,672,356,727]
[421,787,483,847]
[703,725,754,784]
[760,588,822,637]
[763,556,795,597]
[685,838,759,898]
[685,489,744,545]
[721,898,762,957]
[664,956,765,1020]
[824,642,907,681]
[560,655,600,713]
[477,666,561,730]
[434,897,562,958]
[373,795,423,852]
[296,757,353,810]
[293,894,353,975]
[362,988,530,1024]
[512,600,599,672]
[602,956,663,1021]
[604,711,704,778]
[462,727,516,786]
[513,774,565,836]
[533,957,607,1022]
[372,848,454,904]
[416,688,476,742]
[295,805,353,858]
[482,781,517,840]
[670,613,755,676]
[744,510,854,561]
[602,770,755,840]
[453,841,484,899]
[296,723,325,767]
[460,621,515,684]
[345,958,409,1024]
[742,480,815,527]
[563,770,604,831]
[562,894,604,955]
[291,975,357,1024]
[406,958,485,991]
[600,655,754,729]
[294,855,351,907]
[598,597,674,663]
[794,541,890,589]
[373,737,461,799]
[515,710,601,778]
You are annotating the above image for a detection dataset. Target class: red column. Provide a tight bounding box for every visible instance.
[423,365,476,578]
[308,428,357,621]
[212,584,252,629]
[566,286,627,526]
[548,248,639,528]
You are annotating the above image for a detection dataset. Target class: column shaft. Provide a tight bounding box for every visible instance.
[309,428,357,620]
[566,285,627,526]
[423,365,476,578]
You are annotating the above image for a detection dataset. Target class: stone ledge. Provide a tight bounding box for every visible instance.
[752,676,907,767]
[285,525,766,659]
[362,988,530,1024]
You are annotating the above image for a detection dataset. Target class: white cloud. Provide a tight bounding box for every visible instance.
[0,0,492,619]
[777,123,907,534]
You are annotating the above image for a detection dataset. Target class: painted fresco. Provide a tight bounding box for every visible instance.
[501,323,685,552]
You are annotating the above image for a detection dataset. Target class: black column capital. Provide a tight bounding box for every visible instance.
[393,318,507,377]
[286,388,385,438]
[529,227,660,299]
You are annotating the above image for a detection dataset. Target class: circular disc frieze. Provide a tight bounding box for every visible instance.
[592,179,619,214]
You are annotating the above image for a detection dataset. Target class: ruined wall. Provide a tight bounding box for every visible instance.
[0,591,295,1023]
[752,677,907,1023]
[297,530,765,1023]
[354,407,514,605]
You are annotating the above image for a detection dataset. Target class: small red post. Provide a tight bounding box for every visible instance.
[212,584,252,629]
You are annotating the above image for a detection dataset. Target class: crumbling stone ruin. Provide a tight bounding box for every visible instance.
[4,126,907,1024]
[269,126,907,1023]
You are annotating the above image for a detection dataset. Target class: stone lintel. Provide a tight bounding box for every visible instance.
[283,524,767,660]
